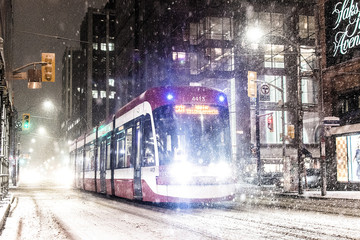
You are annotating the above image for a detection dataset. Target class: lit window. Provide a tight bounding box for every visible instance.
[92,90,98,99]
[109,78,115,87]
[264,44,284,69]
[93,43,98,50]
[205,17,233,40]
[172,52,186,65]
[300,47,316,72]
[100,43,114,51]
[109,43,114,51]
[100,91,106,98]
[299,15,315,39]
[109,91,116,99]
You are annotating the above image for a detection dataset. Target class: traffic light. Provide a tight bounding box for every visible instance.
[41,53,55,82]
[267,115,274,132]
[287,124,295,139]
[22,114,30,130]
[247,71,257,98]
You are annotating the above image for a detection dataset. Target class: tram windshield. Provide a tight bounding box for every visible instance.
[154,105,231,166]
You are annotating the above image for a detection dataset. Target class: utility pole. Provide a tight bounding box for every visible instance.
[296,43,305,195]
[256,84,261,185]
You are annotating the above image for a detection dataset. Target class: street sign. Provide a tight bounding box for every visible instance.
[260,84,270,95]
[323,116,340,126]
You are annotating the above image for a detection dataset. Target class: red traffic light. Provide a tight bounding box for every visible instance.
[267,115,274,132]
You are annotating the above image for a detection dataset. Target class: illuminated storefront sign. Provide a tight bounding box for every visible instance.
[174,105,219,115]
[335,134,360,182]
[325,0,360,66]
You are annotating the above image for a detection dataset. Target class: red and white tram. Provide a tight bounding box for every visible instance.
[70,86,235,203]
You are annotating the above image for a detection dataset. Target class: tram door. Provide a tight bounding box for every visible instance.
[133,119,143,200]
[99,140,107,194]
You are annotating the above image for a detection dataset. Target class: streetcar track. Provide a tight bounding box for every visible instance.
[206,205,359,240]
[79,194,355,240]
[80,197,223,239]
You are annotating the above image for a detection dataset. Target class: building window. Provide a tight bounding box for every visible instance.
[172,52,186,65]
[264,44,284,68]
[109,78,115,87]
[300,47,316,72]
[205,48,234,71]
[100,90,106,98]
[303,112,319,144]
[109,43,114,51]
[109,91,116,99]
[100,43,114,51]
[189,53,199,75]
[205,17,233,40]
[299,15,315,39]
[248,12,284,36]
[262,110,288,144]
[92,90,98,99]
[190,23,199,45]
[93,43,98,50]
[302,77,318,104]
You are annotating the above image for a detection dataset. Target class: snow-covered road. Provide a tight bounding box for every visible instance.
[1,183,360,240]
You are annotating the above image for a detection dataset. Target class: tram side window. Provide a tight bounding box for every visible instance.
[96,144,100,171]
[106,141,111,170]
[100,140,106,170]
[125,127,133,168]
[116,138,125,168]
[90,146,95,171]
[84,144,95,171]
[143,116,155,167]
[85,147,91,171]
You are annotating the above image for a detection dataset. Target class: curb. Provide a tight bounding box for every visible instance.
[0,193,13,230]
[275,192,360,202]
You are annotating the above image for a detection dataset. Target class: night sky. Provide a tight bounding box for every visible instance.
[12,0,107,167]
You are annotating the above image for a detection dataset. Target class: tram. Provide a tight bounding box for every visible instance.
[70,86,235,203]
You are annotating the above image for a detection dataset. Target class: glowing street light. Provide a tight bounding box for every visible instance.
[38,126,47,135]
[43,99,55,111]
[246,26,264,43]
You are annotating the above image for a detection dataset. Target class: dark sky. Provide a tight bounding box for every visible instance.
[12,0,107,166]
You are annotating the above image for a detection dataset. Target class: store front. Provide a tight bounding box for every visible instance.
[329,124,360,190]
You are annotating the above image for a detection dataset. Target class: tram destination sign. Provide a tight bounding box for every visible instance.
[325,0,360,67]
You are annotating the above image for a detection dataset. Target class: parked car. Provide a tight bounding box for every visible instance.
[261,172,284,187]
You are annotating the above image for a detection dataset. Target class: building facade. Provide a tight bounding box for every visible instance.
[113,0,318,179]
[0,0,17,196]
[320,0,360,190]
[62,2,117,140]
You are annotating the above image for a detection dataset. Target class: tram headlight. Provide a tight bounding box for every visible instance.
[169,162,192,184]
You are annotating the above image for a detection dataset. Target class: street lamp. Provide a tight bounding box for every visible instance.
[43,99,56,112]
[38,126,47,135]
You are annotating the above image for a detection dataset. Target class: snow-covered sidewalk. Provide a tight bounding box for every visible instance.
[0,192,13,229]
